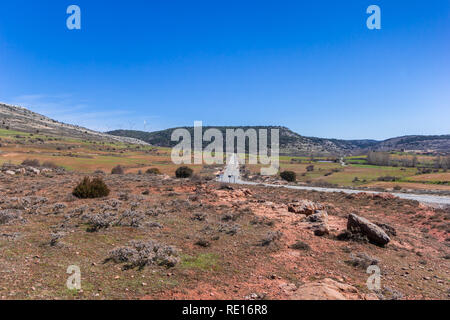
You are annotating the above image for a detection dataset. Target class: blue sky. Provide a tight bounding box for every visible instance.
[0,1,449,140]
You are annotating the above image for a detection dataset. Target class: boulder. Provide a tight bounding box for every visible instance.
[306,210,328,224]
[347,213,390,246]
[373,193,397,200]
[289,278,377,300]
[29,168,40,175]
[314,225,329,236]
[5,170,16,176]
[288,200,323,216]
[306,210,329,236]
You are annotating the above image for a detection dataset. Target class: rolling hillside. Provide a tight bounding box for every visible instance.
[1,102,447,155]
[108,127,450,156]
[107,127,381,156]
[0,103,148,145]
[372,135,450,153]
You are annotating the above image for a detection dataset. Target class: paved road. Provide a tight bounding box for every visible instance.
[218,154,241,183]
[217,154,450,207]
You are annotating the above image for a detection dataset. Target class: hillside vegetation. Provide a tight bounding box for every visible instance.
[108,127,450,156]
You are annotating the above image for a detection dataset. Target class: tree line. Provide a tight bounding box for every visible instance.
[367,151,449,169]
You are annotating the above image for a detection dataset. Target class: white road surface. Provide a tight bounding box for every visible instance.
[217,154,450,207]
[218,154,242,183]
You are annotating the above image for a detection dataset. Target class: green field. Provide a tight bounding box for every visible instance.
[0,128,448,190]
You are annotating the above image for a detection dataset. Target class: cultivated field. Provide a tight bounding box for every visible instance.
[1,129,448,193]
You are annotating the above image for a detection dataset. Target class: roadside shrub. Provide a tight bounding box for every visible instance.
[377,176,397,182]
[306,165,314,172]
[111,165,124,174]
[418,168,432,175]
[146,168,161,175]
[73,177,110,199]
[310,180,337,188]
[42,161,59,169]
[280,171,296,182]
[175,166,193,178]
[22,159,40,167]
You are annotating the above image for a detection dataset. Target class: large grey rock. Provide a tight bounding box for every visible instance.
[347,213,390,246]
[288,200,323,216]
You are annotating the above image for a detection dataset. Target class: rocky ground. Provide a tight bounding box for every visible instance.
[0,165,449,300]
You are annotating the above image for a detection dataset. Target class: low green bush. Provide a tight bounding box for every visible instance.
[146,168,161,175]
[175,166,193,178]
[280,171,296,182]
[111,165,124,174]
[73,177,110,199]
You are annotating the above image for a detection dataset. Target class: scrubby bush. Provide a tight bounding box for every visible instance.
[258,231,283,246]
[72,177,110,199]
[111,165,124,174]
[306,165,314,172]
[345,252,379,270]
[22,159,40,167]
[105,240,179,269]
[146,168,161,175]
[417,168,433,175]
[0,209,25,225]
[290,240,311,251]
[42,161,59,169]
[175,166,193,178]
[116,210,145,228]
[280,171,296,182]
[309,180,338,188]
[85,212,116,232]
[377,176,397,182]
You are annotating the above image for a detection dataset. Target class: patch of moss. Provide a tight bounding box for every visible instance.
[180,253,219,271]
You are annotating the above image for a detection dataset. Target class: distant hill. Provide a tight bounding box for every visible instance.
[372,135,450,153]
[108,127,450,156]
[0,103,148,145]
[2,102,447,154]
[107,127,381,156]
